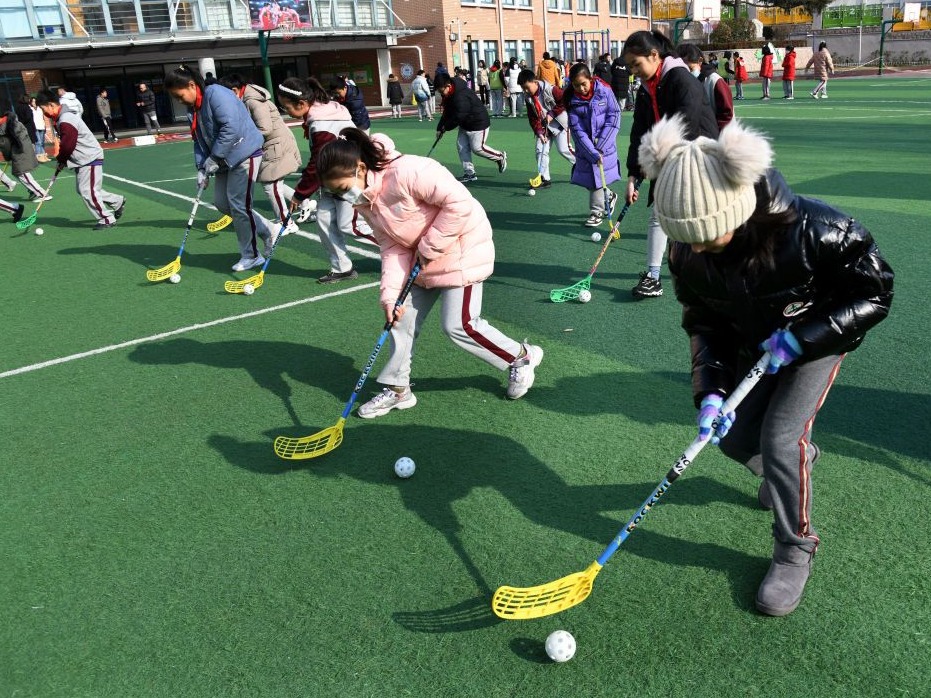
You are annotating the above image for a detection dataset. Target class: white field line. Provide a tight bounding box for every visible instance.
[1,282,380,380]
[108,173,382,259]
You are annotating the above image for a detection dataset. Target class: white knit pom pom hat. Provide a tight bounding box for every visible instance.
[638,116,773,244]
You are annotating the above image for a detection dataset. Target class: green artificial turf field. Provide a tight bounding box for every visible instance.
[2,75,930,697]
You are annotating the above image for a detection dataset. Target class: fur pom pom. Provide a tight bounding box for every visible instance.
[638,115,690,180]
[712,119,773,186]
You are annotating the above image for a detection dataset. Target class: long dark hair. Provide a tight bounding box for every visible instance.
[316,127,388,181]
[164,64,206,92]
[218,73,248,90]
[277,77,329,106]
[734,179,799,276]
[623,30,675,59]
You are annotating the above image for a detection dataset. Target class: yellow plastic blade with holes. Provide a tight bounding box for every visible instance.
[206,215,233,233]
[492,561,602,620]
[274,418,346,460]
[146,257,181,282]
[224,271,266,294]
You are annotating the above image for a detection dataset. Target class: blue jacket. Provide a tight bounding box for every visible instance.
[566,77,621,190]
[191,84,264,170]
[339,84,371,130]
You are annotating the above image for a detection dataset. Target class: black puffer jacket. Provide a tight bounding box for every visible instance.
[437,77,490,133]
[339,84,371,130]
[669,169,894,405]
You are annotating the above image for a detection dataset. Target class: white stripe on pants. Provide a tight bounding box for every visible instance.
[376,282,523,388]
[457,127,504,175]
[19,171,48,198]
[314,191,375,273]
[535,130,575,181]
[0,197,16,214]
[213,156,273,259]
[75,163,123,225]
[262,179,295,223]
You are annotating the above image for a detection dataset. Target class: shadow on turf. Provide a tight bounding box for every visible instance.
[210,423,769,627]
[129,338,361,425]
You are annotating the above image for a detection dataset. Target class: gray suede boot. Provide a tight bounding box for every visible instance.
[756,541,815,616]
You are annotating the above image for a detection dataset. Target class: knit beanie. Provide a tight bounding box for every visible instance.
[638,116,773,244]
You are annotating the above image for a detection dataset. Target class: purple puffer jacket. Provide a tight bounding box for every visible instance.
[566,77,621,190]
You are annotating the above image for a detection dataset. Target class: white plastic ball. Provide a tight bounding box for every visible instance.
[578,289,592,303]
[527,189,536,197]
[545,630,577,663]
[394,456,416,478]
[590,232,602,242]
[34,227,44,236]
[243,283,255,296]
[169,273,181,284]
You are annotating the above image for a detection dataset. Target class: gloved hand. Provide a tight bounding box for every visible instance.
[697,393,735,445]
[202,156,220,176]
[761,329,802,374]
[197,169,209,189]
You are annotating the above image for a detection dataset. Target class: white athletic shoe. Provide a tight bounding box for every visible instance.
[293,198,317,224]
[231,255,265,272]
[507,343,544,399]
[358,387,417,419]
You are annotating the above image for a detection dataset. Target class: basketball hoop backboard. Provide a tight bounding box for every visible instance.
[693,0,721,21]
[902,2,921,22]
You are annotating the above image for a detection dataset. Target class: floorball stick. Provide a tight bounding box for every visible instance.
[224,214,292,294]
[145,181,208,282]
[273,261,423,460]
[426,133,443,158]
[15,165,63,230]
[491,352,771,620]
[206,214,233,233]
[549,178,643,303]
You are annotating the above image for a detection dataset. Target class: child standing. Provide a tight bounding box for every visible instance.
[733,51,748,100]
[277,76,373,283]
[36,90,124,230]
[218,74,303,241]
[386,74,404,118]
[411,70,434,122]
[759,44,774,99]
[517,69,576,189]
[316,128,544,416]
[164,65,274,271]
[0,111,53,201]
[782,46,797,99]
[488,61,505,117]
[622,30,718,298]
[723,50,734,85]
[806,41,835,99]
[563,63,621,227]
[638,115,893,617]
[433,72,507,184]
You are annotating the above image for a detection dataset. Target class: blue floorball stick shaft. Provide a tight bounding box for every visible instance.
[596,352,771,566]
[339,262,422,420]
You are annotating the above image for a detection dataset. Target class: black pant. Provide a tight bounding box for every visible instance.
[479,85,489,105]
[101,116,117,140]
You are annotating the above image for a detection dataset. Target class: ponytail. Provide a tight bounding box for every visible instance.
[623,30,675,60]
[316,127,388,180]
[277,76,329,106]
[165,63,206,92]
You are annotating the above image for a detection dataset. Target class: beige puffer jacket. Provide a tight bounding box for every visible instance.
[240,84,302,183]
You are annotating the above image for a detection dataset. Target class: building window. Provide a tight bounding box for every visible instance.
[34,1,66,38]
[502,0,515,5]
[484,40,499,66]
[631,0,647,16]
[548,39,561,59]
[610,0,627,15]
[521,40,534,67]
[140,0,171,32]
[563,40,575,62]
[610,40,619,57]
[0,0,31,39]
[548,0,571,10]
[578,0,598,11]
[504,39,518,62]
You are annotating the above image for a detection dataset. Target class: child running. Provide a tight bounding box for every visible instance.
[36,90,124,230]
[806,42,834,99]
[433,72,507,183]
[315,128,543,417]
[517,69,576,189]
[277,77,374,283]
[562,63,620,227]
[639,115,893,616]
[622,30,718,299]
[0,111,53,202]
[165,65,275,271]
[218,73,302,238]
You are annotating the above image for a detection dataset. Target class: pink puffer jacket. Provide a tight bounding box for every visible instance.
[357,135,495,307]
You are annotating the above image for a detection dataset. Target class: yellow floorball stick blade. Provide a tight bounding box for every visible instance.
[224,271,265,294]
[492,561,603,620]
[274,418,346,460]
[529,173,543,188]
[206,215,233,233]
[146,257,181,282]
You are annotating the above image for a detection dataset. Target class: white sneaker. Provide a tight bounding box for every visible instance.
[507,343,543,399]
[293,198,317,224]
[584,211,605,227]
[357,387,417,419]
[231,255,265,272]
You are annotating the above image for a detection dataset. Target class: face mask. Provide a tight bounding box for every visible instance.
[690,68,701,78]
[339,185,365,206]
